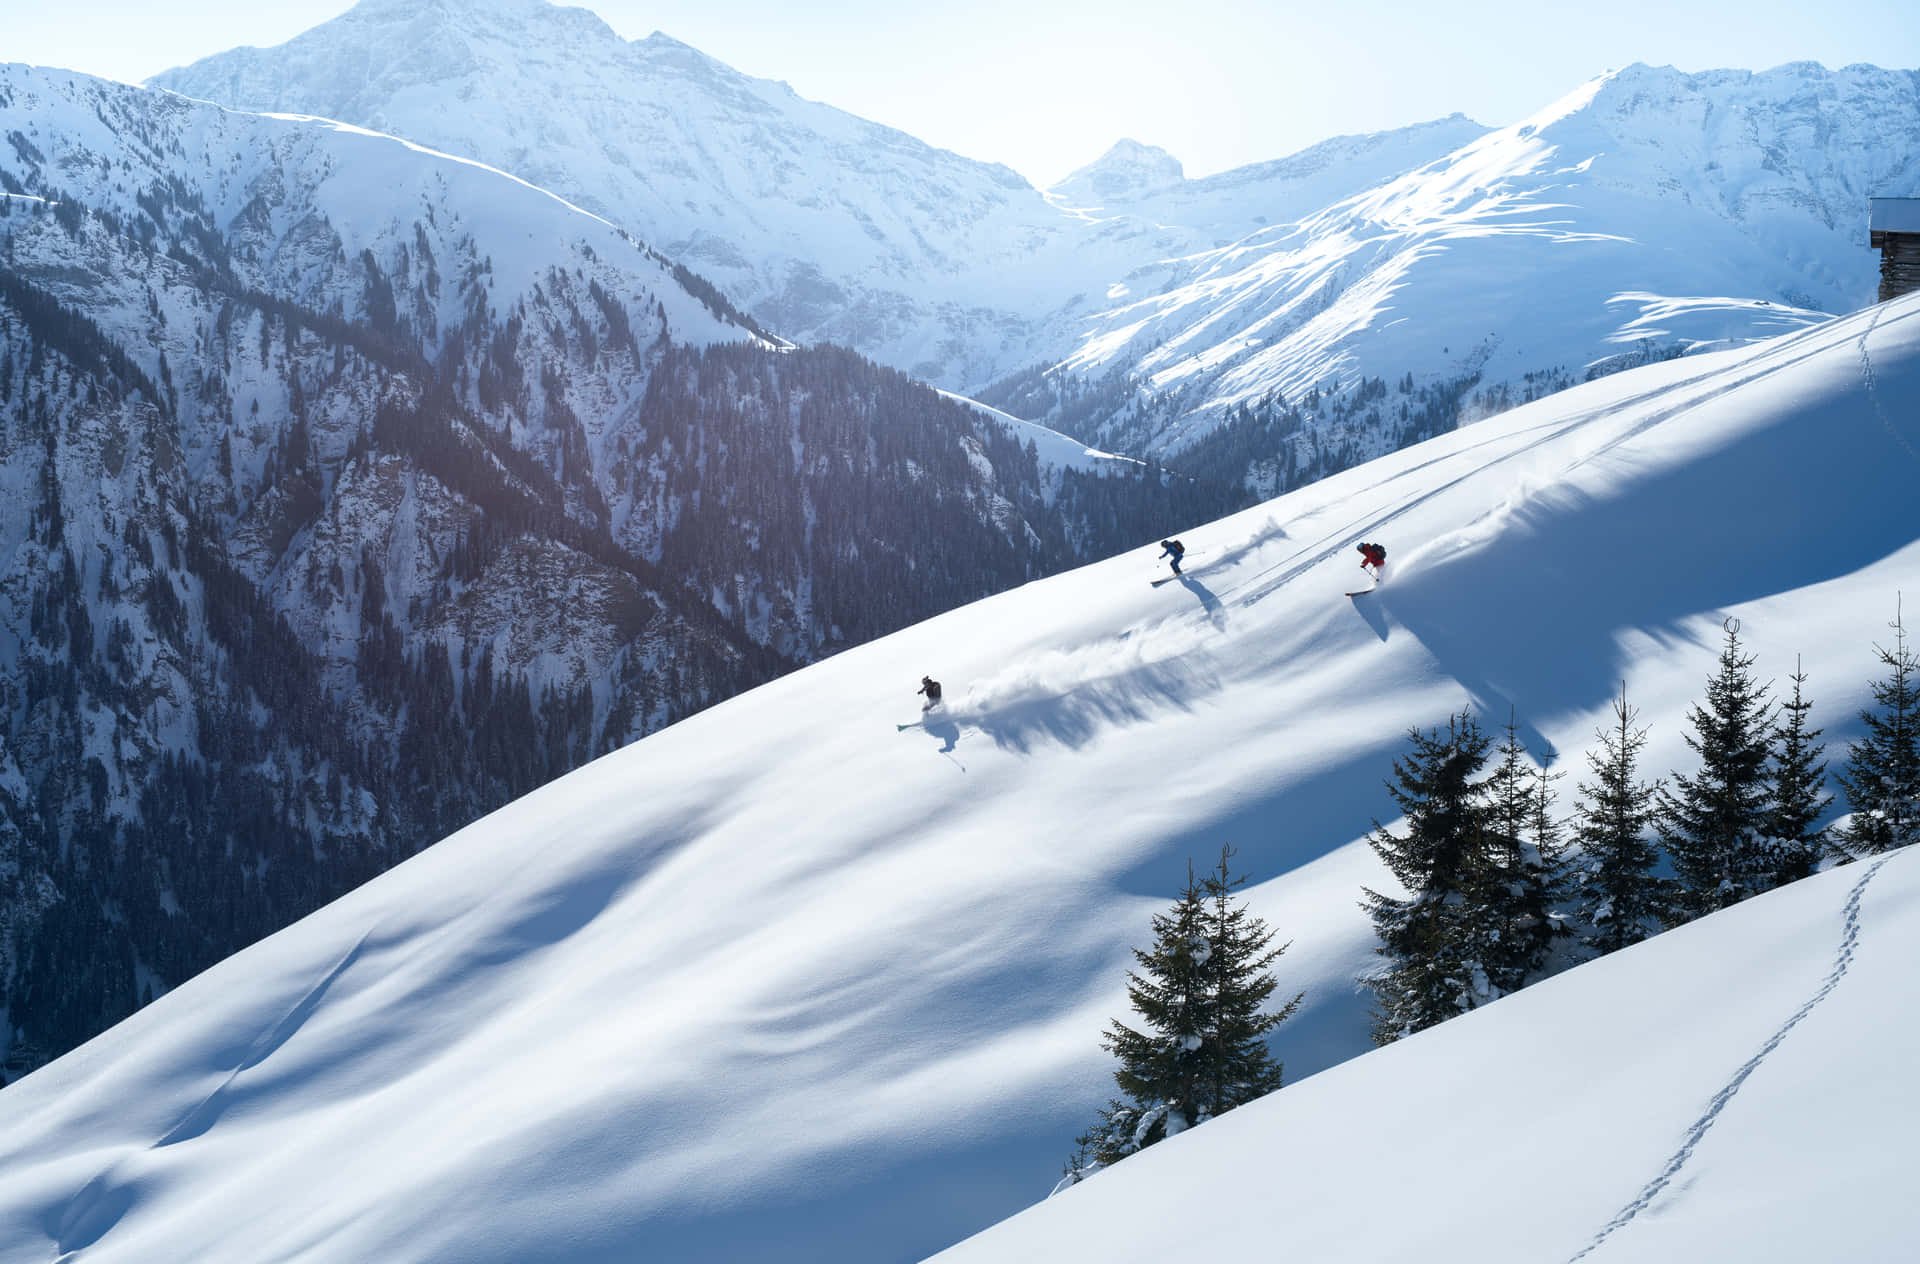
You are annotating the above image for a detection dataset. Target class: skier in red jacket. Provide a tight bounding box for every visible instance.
[1357,541,1386,579]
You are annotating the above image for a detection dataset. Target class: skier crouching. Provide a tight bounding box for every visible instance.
[1356,541,1386,580]
[1158,539,1186,576]
[917,675,943,712]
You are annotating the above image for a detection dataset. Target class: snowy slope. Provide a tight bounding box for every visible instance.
[936,847,1920,1263]
[149,0,1484,390]
[1057,62,1919,456]
[2,294,1918,1263]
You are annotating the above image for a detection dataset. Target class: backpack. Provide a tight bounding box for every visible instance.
[1372,543,1386,562]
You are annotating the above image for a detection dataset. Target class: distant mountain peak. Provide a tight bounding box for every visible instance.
[313,0,621,47]
[347,0,567,16]
[1050,139,1186,205]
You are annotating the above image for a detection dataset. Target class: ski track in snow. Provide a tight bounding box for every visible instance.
[1565,856,1893,1263]
[1224,319,1888,613]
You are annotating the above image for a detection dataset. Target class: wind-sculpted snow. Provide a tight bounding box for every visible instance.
[1,292,1916,1262]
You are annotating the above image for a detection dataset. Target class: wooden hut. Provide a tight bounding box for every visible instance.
[1869,198,1920,302]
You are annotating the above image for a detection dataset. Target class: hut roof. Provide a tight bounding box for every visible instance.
[1869,198,1920,234]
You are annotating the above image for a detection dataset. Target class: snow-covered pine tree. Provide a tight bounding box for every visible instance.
[1198,847,1300,1121]
[1572,682,1669,956]
[1082,864,1212,1166]
[1480,715,1569,995]
[1835,605,1920,855]
[1659,619,1776,924]
[1075,849,1299,1171]
[1362,711,1497,1045]
[1765,656,1831,883]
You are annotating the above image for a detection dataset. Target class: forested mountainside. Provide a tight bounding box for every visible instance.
[0,64,1234,1077]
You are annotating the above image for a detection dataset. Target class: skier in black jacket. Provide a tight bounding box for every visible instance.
[917,676,943,711]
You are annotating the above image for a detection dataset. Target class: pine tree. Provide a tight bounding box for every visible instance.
[1659,619,1776,924]
[1572,682,1669,955]
[1480,715,1569,994]
[1075,849,1299,1171]
[1082,865,1211,1166]
[1835,604,1920,855]
[1764,656,1831,883]
[1361,711,1497,1044]
[1197,847,1300,1120]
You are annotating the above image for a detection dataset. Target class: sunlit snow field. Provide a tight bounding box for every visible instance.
[2,295,1917,1263]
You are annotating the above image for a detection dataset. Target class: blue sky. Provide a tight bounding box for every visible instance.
[10,0,1918,185]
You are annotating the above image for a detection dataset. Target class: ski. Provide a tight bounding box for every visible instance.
[1346,588,1377,597]
[1151,575,1182,587]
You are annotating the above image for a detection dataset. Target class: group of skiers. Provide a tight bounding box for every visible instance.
[1159,538,1384,581]
[912,537,1388,716]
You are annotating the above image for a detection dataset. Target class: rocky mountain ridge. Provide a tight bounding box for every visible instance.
[155,4,1914,502]
[150,0,1488,391]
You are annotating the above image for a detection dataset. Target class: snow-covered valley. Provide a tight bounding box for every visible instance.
[2,281,1915,1262]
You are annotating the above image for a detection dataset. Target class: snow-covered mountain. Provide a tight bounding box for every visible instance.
[155,6,1917,490]
[0,62,1229,1076]
[149,0,1071,386]
[1030,62,1919,463]
[3,283,1915,1262]
[149,0,1487,390]
[1050,139,1187,205]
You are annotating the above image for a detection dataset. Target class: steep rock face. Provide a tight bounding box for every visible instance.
[150,0,1483,391]
[1028,63,1918,470]
[0,64,1235,1074]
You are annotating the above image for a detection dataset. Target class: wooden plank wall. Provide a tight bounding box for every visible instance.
[1880,233,1920,303]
